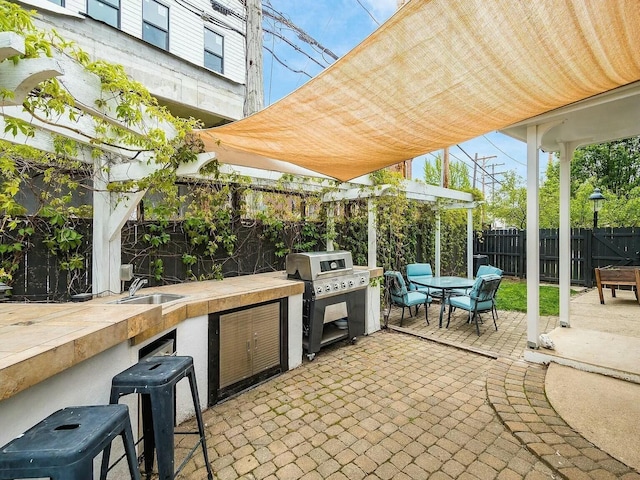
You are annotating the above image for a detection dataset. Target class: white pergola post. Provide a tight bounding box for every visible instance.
[558,142,577,327]
[435,212,441,276]
[326,202,335,251]
[93,159,148,296]
[467,208,474,278]
[526,125,540,349]
[367,198,377,267]
[92,158,119,296]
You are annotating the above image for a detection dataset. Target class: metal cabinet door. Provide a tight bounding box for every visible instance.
[251,302,281,374]
[219,309,253,388]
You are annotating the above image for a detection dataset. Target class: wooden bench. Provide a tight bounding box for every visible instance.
[594,266,640,305]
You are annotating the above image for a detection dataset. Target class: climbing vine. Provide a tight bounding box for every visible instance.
[0,1,481,301]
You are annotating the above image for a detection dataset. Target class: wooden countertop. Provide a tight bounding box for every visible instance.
[0,267,382,402]
[0,272,304,402]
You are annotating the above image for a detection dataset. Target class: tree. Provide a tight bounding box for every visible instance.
[572,137,640,197]
[423,156,471,190]
[485,172,526,229]
[539,159,560,228]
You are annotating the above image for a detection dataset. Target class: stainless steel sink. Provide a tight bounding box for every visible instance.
[111,293,186,305]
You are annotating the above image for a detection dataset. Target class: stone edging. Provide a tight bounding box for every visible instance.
[486,357,640,479]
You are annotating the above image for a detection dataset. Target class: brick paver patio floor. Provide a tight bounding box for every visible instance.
[172,302,639,479]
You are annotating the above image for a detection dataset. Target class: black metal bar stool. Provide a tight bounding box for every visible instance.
[102,356,213,480]
[0,404,140,480]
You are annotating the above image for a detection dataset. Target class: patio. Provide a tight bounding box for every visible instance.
[170,287,640,479]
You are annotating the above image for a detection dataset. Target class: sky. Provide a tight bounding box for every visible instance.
[262,0,530,185]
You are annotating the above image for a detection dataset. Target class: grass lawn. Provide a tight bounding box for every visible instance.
[495,277,576,316]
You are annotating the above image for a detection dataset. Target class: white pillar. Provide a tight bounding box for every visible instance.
[367,198,377,268]
[526,126,540,349]
[558,142,576,327]
[435,212,441,276]
[92,158,121,296]
[467,208,474,278]
[326,202,334,251]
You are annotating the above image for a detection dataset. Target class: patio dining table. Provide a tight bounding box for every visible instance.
[412,276,476,327]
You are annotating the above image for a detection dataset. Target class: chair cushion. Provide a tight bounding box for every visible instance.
[476,265,503,277]
[406,263,433,277]
[406,274,433,292]
[405,291,431,306]
[412,285,431,295]
[448,295,493,312]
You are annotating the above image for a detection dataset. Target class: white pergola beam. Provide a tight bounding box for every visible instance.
[52,52,177,139]
[0,57,62,106]
[0,32,25,60]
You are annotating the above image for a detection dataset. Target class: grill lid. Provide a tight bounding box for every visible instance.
[286,251,354,281]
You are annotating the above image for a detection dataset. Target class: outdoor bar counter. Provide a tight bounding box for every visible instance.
[0,268,381,456]
[0,272,305,401]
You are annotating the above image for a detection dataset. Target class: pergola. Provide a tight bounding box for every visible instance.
[195,0,640,349]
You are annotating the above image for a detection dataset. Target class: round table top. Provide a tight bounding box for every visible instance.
[412,276,475,289]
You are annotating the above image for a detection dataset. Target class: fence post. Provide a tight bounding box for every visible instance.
[584,228,594,287]
[519,229,526,278]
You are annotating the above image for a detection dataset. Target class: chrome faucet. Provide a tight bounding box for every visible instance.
[129,277,148,297]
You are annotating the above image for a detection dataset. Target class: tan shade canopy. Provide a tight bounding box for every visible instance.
[197,0,640,182]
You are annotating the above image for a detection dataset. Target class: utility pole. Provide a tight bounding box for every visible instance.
[473,155,497,196]
[244,0,264,116]
[442,147,450,188]
[472,153,478,189]
[488,162,506,200]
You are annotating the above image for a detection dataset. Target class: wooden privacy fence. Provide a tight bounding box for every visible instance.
[5,218,322,302]
[474,227,640,286]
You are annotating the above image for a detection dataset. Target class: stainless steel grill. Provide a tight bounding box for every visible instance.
[286,251,369,360]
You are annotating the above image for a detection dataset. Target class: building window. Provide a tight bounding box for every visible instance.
[143,0,169,50]
[87,0,119,28]
[204,28,223,73]
[48,0,64,6]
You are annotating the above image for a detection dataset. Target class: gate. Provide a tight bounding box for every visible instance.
[474,227,640,287]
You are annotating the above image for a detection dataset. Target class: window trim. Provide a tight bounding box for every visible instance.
[142,0,170,51]
[86,0,120,29]
[204,27,224,74]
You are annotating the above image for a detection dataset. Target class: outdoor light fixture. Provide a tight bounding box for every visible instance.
[588,187,605,229]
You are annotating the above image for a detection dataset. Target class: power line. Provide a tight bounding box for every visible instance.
[262,5,339,61]
[353,0,380,26]
[263,44,313,78]
[263,26,328,69]
[482,134,526,167]
[457,145,503,186]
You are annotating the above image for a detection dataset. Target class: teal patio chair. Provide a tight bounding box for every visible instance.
[476,264,503,278]
[451,264,504,297]
[406,263,433,295]
[384,271,432,326]
[446,274,501,335]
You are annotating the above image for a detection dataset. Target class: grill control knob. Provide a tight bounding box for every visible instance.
[316,285,323,294]
[359,276,367,284]
[349,280,355,287]
[334,282,340,290]
[341,281,347,289]
[325,284,331,292]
